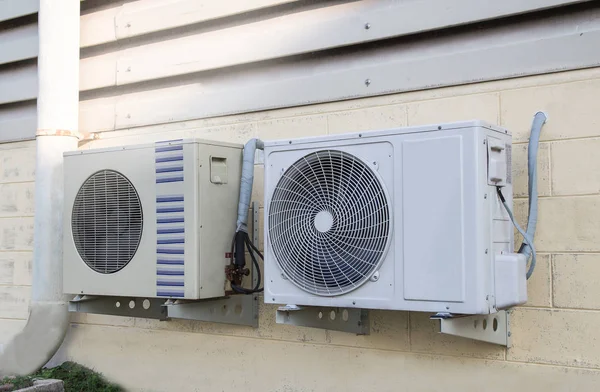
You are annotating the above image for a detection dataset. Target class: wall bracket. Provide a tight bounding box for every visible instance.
[431,310,511,347]
[276,305,370,335]
[68,294,258,327]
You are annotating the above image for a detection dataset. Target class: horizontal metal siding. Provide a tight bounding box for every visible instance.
[0,101,37,142]
[80,0,299,48]
[78,0,599,134]
[0,1,38,142]
[2,0,595,141]
[0,23,38,65]
[80,0,592,91]
[0,0,38,23]
[0,62,37,105]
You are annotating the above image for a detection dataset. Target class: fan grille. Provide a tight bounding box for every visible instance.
[268,150,391,296]
[72,170,143,274]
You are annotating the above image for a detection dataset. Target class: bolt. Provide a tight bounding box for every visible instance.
[364,23,371,30]
[483,140,486,144]
[289,140,292,144]
[446,306,450,310]
[437,126,442,130]
[484,194,488,199]
[364,79,371,87]
[352,301,356,305]
[485,249,488,254]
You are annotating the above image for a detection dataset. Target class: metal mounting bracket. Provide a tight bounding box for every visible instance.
[276,305,370,335]
[67,201,262,327]
[69,294,258,327]
[69,295,168,320]
[432,310,511,347]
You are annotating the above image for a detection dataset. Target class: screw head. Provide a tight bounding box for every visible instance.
[365,23,371,30]
[508,332,512,337]
[364,79,371,87]
[485,249,488,254]
[484,194,488,199]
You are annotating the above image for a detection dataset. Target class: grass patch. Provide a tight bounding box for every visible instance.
[1,362,123,392]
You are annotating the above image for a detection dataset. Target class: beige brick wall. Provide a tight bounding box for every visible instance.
[0,141,35,349]
[4,67,600,390]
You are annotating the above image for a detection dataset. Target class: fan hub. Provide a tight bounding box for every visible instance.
[314,210,334,233]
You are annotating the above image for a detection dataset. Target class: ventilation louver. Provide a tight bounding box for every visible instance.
[268,150,391,296]
[71,170,143,274]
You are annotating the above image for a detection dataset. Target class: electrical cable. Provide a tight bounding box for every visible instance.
[229,231,264,294]
[497,187,537,280]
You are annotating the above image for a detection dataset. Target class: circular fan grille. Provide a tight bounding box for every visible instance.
[268,150,391,296]
[72,170,143,274]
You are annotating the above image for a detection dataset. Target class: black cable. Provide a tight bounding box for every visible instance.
[229,231,264,294]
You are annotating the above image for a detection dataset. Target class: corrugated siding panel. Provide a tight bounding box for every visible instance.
[0,23,38,65]
[0,101,37,142]
[0,2,38,142]
[0,0,38,23]
[78,0,599,134]
[0,62,37,106]
[1,0,593,141]
[78,8,600,132]
[80,0,592,90]
[80,0,299,48]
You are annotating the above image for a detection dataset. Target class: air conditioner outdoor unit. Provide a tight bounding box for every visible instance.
[63,139,242,300]
[263,121,526,315]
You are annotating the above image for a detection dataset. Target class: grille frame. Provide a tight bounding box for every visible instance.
[267,149,393,297]
[71,169,144,274]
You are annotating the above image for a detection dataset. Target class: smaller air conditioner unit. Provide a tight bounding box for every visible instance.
[63,139,242,300]
[263,121,526,315]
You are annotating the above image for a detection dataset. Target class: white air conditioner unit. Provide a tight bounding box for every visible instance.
[263,121,526,315]
[63,139,242,300]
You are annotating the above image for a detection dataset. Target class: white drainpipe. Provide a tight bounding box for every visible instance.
[0,0,80,375]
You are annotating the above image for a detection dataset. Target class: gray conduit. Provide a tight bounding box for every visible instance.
[499,111,547,280]
[236,138,264,233]
[519,111,547,279]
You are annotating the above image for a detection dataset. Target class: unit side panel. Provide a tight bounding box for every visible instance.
[402,135,465,302]
[198,144,242,299]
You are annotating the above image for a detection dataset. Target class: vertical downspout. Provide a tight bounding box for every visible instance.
[0,0,80,376]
